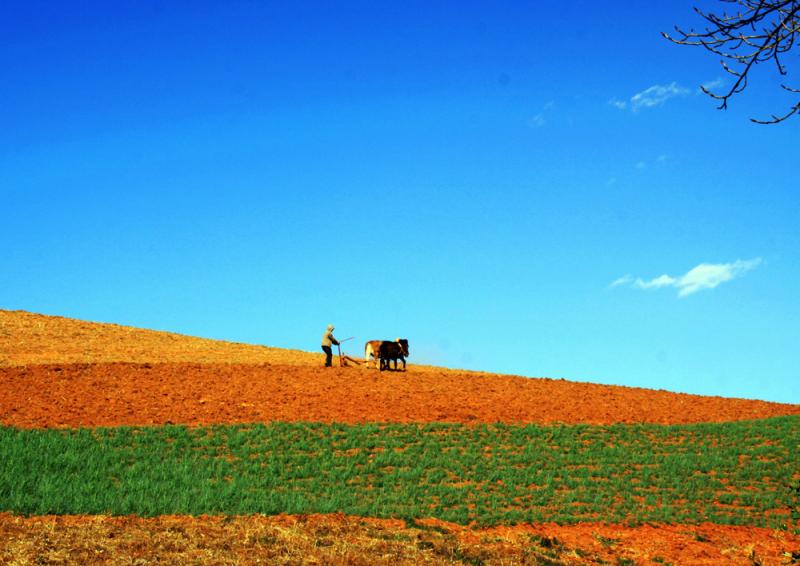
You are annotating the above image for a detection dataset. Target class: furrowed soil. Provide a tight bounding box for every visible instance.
[2,310,799,428]
[2,309,800,565]
[3,362,800,428]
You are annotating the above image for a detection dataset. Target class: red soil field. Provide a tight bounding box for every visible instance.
[2,310,799,564]
[2,362,800,429]
[2,310,798,428]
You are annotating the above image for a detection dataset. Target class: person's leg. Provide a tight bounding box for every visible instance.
[322,345,333,366]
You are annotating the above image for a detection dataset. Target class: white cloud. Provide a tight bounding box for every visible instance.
[610,274,633,287]
[528,101,556,128]
[612,82,691,112]
[528,113,546,127]
[701,77,726,92]
[675,259,763,296]
[631,82,690,111]
[633,274,677,290]
[631,154,669,171]
[609,97,627,110]
[612,258,763,297]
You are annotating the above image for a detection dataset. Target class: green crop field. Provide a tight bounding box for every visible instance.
[2,417,798,528]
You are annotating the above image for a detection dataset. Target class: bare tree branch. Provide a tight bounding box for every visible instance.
[663,0,800,123]
[750,100,800,122]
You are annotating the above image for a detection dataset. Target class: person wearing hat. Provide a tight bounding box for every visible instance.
[321,324,340,367]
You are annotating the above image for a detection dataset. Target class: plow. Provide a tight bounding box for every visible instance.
[336,337,365,367]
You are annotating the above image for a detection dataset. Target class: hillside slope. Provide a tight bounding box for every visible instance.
[0,309,314,366]
[2,310,798,427]
[3,310,800,564]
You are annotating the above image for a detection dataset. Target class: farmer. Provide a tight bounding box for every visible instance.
[321,324,339,367]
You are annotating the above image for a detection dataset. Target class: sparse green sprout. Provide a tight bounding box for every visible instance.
[1,416,797,528]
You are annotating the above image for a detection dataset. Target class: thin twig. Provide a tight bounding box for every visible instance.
[664,0,800,123]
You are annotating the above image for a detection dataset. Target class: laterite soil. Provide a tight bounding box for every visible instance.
[2,309,799,565]
[2,362,799,429]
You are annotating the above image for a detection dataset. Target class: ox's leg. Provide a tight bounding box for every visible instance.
[400,356,406,371]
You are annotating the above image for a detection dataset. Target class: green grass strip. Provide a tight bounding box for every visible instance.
[1,417,798,528]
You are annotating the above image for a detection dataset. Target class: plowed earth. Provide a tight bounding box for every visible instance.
[2,310,800,564]
[2,362,800,428]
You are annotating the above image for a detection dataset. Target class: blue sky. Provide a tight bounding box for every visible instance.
[2,1,798,403]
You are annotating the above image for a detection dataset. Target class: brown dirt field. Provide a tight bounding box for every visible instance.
[2,310,799,427]
[2,362,800,428]
[1,512,798,565]
[0,309,316,367]
[3,309,800,564]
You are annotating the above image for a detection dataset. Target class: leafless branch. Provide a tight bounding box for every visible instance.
[663,0,800,123]
[750,100,800,122]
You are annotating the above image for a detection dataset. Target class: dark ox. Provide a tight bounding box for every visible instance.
[378,339,409,371]
[364,338,409,371]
